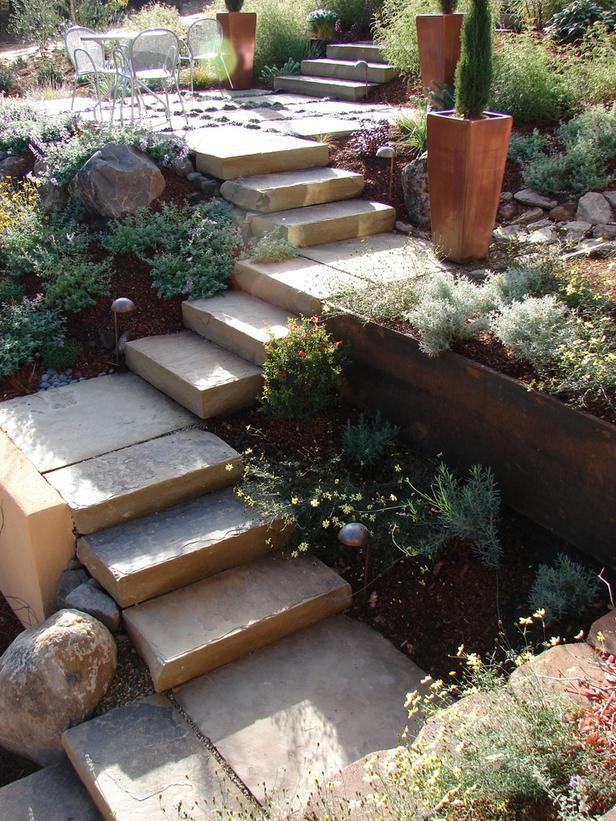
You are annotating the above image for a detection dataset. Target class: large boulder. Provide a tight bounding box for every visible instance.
[0,609,116,765]
[0,155,28,179]
[401,152,431,230]
[69,143,165,218]
[576,191,613,225]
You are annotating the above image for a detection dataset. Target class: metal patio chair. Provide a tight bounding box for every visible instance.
[64,26,120,122]
[120,28,188,128]
[181,17,233,93]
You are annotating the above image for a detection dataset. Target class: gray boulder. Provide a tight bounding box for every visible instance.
[0,609,116,764]
[0,155,28,179]
[64,583,121,633]
[593,223,616,239]
[604,190,616,210]
[401,152,430,230]
[69,143,165,218]
[513,188,558,210]
[576,192,613,225]
[56,567,89,609]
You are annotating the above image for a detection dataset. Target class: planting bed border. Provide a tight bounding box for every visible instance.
[326,314,616,566]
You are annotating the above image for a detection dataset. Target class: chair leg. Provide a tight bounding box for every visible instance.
[174,72,189,129]
[70,77,78,112]
[220,54,234,90]
[189,56,194,95]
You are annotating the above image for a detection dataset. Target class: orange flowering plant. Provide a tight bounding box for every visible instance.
[261,315,345,419]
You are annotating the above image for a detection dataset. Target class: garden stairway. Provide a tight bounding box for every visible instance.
[274,41,397,101]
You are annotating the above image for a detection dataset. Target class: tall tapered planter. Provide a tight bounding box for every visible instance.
[416,13,464,93]
[427,110,512,262]
[216,11,257,90]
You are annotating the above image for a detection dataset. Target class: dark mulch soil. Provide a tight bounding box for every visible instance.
[208,402,612,680]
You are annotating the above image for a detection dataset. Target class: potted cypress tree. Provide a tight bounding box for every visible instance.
[217,0,257,90]
[426,0,512,262]
[416,0,464,94]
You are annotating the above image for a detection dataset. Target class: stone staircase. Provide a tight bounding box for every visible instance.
[0,126,427,820]
[274,41,397,101]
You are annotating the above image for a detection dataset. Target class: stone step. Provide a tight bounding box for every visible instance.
[63,694,249,820]
[174,615,426,812]
[326,42,386,63]
[186,124,329,180]
[125,331,262,419]
[250,200,397,247]
[0,761,101,821]
[77,487,288,607]
[220,167,365,213]
[182,291,294,366]
[123,555,351,691]
[273,74,377,101]
[45,429,242,534]
[232,257,362,315]
[302,58,397,83]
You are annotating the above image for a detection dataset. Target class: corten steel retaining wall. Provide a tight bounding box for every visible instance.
[326,314,616,567]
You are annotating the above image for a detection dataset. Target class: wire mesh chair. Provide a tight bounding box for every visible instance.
[182,18,233,93]
[64,26,120,122]
[121,28,188,128]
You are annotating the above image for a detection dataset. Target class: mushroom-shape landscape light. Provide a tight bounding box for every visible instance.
[338,522,370,548]
[338,522,371,600]
[355,60,369,95]
[376,144,396,200]
[111,297,136,364]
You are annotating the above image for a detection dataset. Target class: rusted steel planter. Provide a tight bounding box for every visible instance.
[327,314,616,566]
[427,110,512,262]
[217,11,257,89]
[416,13,464,93]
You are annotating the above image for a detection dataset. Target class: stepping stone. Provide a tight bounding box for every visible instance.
[63,695,249,820]
[300,232,446,280]
[232,257,362,315]
[125,331,262,419]
[77,487,287,607]
[0,373,193,473]
[45,429,241,534]
[186,125,329,180]
[269,117,363,140]
[326,42,386,63]
[220,167,364,213]
[250,200,396,247]
[182,292,294,366]
[0,761,100,821]
[175,615,426,811]
[123,555,351,691]
[302,58,397,84]
[273,75,378,102]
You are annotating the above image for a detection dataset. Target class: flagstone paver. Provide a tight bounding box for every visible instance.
[175,616,426,811]
[63,695,250,820]
[0,761,101,820]
[123,555,351,691]
[0,373,193,473]
[77,487,289,607]
[44,428,241,534]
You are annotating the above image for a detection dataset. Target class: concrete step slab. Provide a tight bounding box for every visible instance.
[220,167,364,213]
[123,555,351,691]
[326,42,386,63]
[231,257,362,315]
[269,116,363,140]
[175,615,426,812]
[273,74,377,101]
[182,291,294,366]
[125,331,262,419]
[302,58,397,83]
[62,695,249,820]
[250,200,396,247]
[186,125,329,180]
[0,761,101,821]
[45,429,241,534]
[0,373,193,473]
[77,487,288,607]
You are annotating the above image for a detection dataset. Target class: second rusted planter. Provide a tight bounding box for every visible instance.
[427,110,512,262]
[216,11,257,90]
[416,13,464,94]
